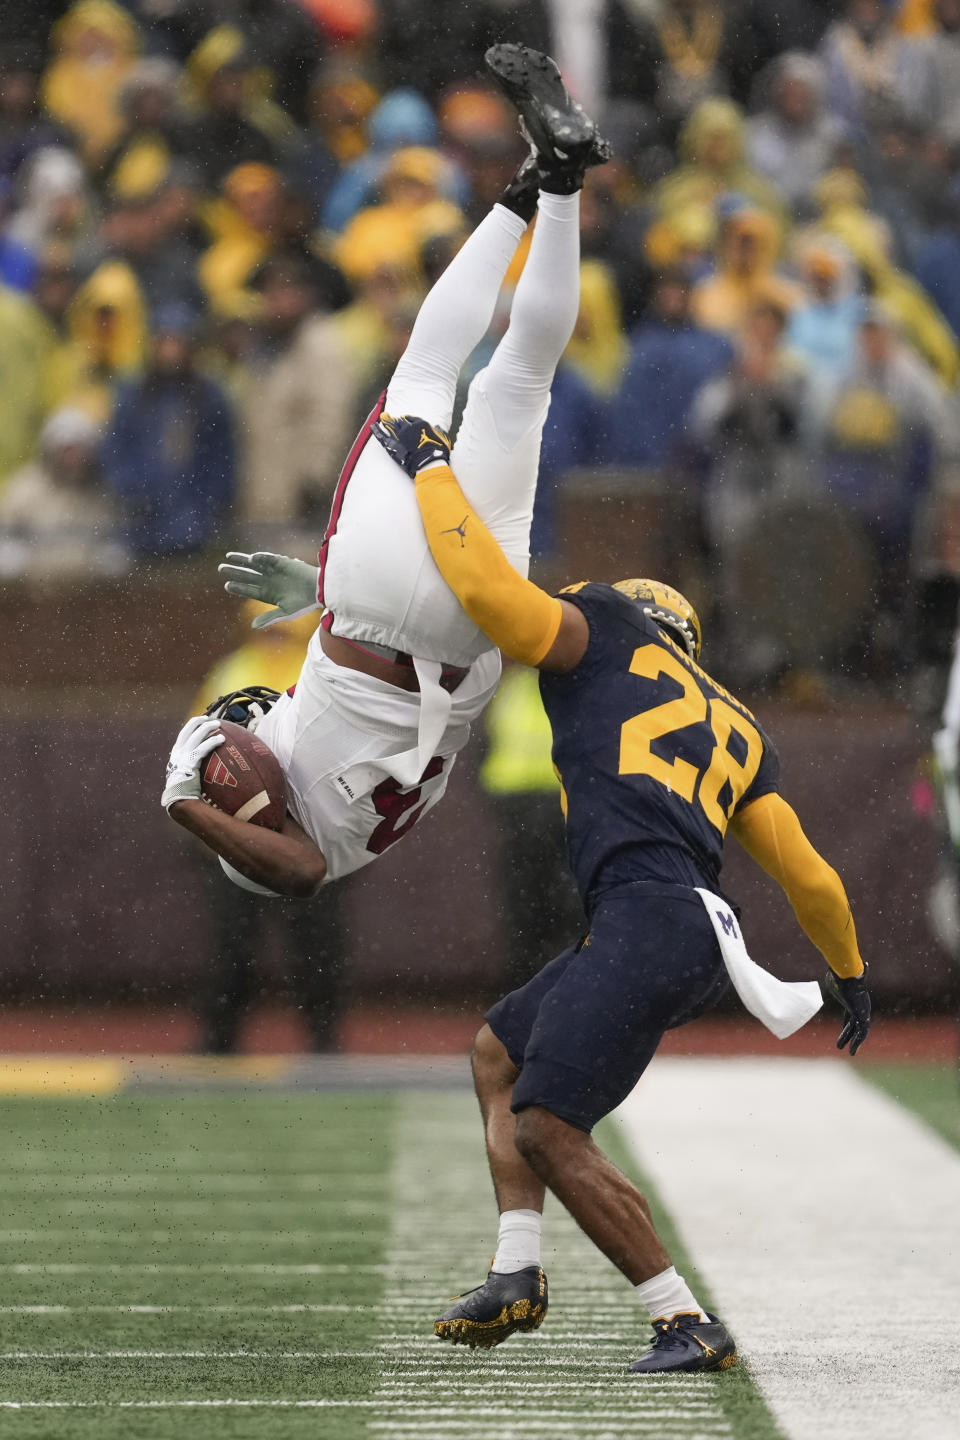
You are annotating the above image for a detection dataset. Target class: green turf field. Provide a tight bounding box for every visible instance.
[0,1064,953,1438]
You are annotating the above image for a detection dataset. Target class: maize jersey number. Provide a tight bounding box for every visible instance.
[618,644,763,833]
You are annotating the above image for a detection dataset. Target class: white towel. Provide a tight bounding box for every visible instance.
[694,888,823,1039]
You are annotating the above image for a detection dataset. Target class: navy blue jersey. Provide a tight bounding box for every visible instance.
[540,583,780,912]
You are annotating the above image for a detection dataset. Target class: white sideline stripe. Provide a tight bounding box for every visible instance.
[233,790,271,823]
[372,1094,732,1439]
[615,1058,960,1440]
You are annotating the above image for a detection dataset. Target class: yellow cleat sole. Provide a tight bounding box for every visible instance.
[434,1299,547,1349]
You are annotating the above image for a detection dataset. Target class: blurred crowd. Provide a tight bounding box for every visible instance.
[6,0,960,689]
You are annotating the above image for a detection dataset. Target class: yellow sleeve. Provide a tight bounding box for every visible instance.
[414,463,563,665]
[730,792,864,980]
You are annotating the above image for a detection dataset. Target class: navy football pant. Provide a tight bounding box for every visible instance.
[486,881,729,1133]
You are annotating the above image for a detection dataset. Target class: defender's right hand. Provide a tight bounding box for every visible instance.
[373,414,452,478]
[219,552,320,629]
[822,965,872,1056]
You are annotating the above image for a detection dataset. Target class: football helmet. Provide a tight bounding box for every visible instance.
[613,579,702,660]
[203,684,283,727]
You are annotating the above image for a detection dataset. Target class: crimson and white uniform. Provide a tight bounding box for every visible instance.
[233,195,582,888]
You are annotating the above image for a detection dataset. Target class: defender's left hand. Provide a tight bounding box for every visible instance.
[822,965,872,1056]
[373,414,451,478]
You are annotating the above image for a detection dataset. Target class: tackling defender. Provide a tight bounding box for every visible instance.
[160,46,610,896]
[373,419,873,1374]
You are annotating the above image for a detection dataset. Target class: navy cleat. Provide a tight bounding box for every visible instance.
[628,1311,738,1375]
[484,43,611,192]
[434,1266,548,1349]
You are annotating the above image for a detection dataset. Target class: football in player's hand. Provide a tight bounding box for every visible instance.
[200,720,287,831]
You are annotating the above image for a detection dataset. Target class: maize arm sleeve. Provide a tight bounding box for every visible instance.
[413,463,563,666]
[730,791,864,979]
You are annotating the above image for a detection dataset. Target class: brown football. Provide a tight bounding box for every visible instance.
[200,719,287,831]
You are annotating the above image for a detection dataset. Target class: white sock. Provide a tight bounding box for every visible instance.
[492,1209,542,1274]
[634,1266,707,1323]
[535,189,582,220]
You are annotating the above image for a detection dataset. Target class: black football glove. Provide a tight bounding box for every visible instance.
[821,964,872,1056]
[373,413,452,478]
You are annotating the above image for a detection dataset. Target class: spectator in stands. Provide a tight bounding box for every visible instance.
[31,255,89,414]
[857,108,950,267]
[788,239,862,392]
[96,57,190,200]
[179,25,295,188]
[692,204,799,342]
[322,87,441,233]
[820,0,932,136]
[0,42,73,181]
[213,0,323,127]
[41,0,139,166]
[577,157,654,330]
[693,297,813,682]
[694,297,812,549]
[332,146,464,288]
[653,97,788,235]
[97,182,204,316]
[606,0,736,128]
[188,604,347,1054]
[0,406,123,578]
[238,253,365,526]
[479,663,583,995]
[66,254,148,424]
[747,52,847,219]
[7,146,97,270]
[812,164,960,383]
[0,280,55,482]
[607,268,733,473]
[435,85,518,223]
[914,174,960,340]
[920,0,960,132]
[0,176,36,291]
[305,55,380,169]
[563,258,629,398]
[821,300,950,651]
[198,162,286,317]
[103,303,234,554]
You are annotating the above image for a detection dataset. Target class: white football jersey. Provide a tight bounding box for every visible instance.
[253,627,501,883]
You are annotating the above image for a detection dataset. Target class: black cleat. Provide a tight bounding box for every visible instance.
[434,1266,548,1349]
[629,1311,738,1375]
[484,43,611,193]
[498,148,540,223]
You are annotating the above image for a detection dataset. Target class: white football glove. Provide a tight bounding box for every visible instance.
[162,716,225,812]
[218,551,321,629]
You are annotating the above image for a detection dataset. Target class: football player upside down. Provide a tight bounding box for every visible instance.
[160,44,610,897]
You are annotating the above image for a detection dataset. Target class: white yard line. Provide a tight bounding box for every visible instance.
[0,1262,386,1274]
[0,1351,374,1360]
[0,1229,361,1243]
[369,1092,733,1440]
[0,1303,376,1314]
[0,1173,381,1191]
[615,1058,960,1440]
